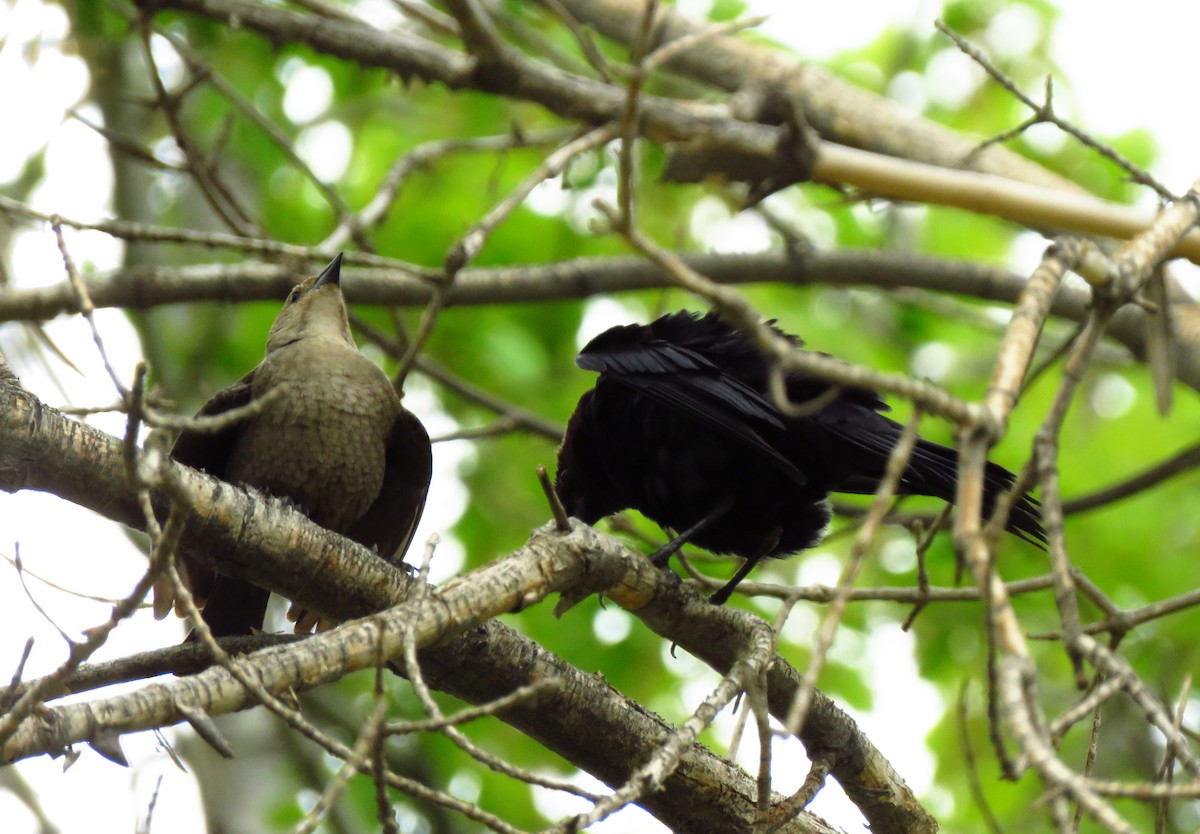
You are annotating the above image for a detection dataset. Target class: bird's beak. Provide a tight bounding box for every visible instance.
[313,253,343,289]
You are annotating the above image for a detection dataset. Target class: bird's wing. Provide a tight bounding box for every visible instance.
[343,408,433,564]
[808,404,1045,544]
[169,373,255,477]
[287,409,431,635]
[579,337,806,484]
[801,400,947,493]
[156,373,254,620]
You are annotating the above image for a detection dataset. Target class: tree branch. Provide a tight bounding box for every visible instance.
[2,246,1194,393]
[0,365,916,832]
[137,0,1200,263]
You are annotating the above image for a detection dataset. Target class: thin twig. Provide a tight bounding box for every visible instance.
[397,124,618,388]
[935,20,1174,201]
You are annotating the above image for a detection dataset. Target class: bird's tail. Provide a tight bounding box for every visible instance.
[899,437,1046,546]
[183,577,272,641]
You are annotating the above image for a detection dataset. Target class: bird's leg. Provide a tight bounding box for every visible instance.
[709,525,782,605]
[649,496,736,568]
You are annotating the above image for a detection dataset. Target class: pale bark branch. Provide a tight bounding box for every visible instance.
[0,365,907,832]
[136,0,1200,264]
[3,247,1196,392]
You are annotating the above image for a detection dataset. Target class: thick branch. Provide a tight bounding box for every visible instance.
[0,249,1030,320]
[0,520,618,763]
[551,0,1085,192]
[0,368,894,832]
[3,248,1194,393]
[0,522,831,833]
[137,0,1200,262]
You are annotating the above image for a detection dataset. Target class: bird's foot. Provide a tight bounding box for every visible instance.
[286,603,337,634]
[648,535,689,569]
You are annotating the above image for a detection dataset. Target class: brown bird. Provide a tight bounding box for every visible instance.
[155,254,432,637]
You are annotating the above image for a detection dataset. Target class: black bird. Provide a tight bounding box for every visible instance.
[155,254,433,637]
[555,310,1043,604]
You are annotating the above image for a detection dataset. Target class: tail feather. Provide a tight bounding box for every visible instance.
[183,577,272,640]
[901,438,1045,546]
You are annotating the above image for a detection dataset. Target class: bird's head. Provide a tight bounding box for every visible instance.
[553,457,585,520]
[266,253,356,354]
[554,458,622,526]
[554,396,624,525]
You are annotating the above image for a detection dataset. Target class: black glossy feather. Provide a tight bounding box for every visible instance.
[556,310,1044,602]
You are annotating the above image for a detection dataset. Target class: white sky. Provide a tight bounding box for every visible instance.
[1,0,1198,832]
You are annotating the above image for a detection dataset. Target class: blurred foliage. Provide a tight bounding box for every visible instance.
[48,0,1200,831]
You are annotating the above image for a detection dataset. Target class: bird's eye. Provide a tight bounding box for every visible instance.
[287,289,302,304]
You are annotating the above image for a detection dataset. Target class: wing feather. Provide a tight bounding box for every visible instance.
[579,335,805,485]
[157,373,254,620]
[343,409,432,564]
